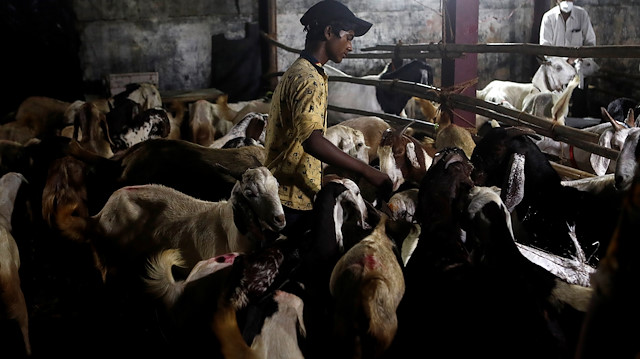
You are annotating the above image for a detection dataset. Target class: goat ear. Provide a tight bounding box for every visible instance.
[626,108,636,128]
[590,131,612,176]
[400,120,416,135]
[501,153,525,212]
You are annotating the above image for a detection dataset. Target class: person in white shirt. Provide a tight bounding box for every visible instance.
[539,0,597,117]
[540,0,596,48]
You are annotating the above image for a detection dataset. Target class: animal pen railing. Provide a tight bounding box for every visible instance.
[262,32,640,177]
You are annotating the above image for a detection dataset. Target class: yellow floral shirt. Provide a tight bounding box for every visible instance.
[265,56,328,210]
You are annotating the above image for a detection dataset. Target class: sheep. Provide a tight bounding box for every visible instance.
[0,172,30,357]
[329,213,405,358]
[338,116,391,165]
[79,166,285,282]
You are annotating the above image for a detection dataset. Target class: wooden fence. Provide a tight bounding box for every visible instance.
[261,32,628,162]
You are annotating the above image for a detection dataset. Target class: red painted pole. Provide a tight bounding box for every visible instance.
[441,0,479,127]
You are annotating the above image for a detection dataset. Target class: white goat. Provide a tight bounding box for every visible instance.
[209,112,267,149]
[325,124,370,165]
[476,57,577,129]
[0,172,30,357]
[614,128,640,191]
[534,108,635,175]
[87,166,285,280]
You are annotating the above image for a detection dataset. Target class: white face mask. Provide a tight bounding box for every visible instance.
[559,1,574,13]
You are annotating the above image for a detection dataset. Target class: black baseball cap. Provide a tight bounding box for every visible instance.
[300,0,373,37]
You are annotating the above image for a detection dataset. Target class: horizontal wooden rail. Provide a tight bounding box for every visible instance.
[326,75,619,160]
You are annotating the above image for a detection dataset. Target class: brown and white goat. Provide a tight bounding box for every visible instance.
[84,166,285,281]
[329,213,405,358]
[339,116,391,165]
[2,96,74,143]
[0,172,31,357]
[433,106,476,159]
[145,247,305,358]
[377,121,433,191]
[188,99,230,146]
[62,101,114,158]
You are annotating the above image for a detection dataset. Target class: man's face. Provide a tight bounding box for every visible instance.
[327,29,355,64]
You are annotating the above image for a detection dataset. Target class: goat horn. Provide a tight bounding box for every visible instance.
[504,126,538,139]
[399,120,416,135]
[601,107,625,131]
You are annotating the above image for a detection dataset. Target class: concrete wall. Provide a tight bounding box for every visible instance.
[73,0,640,96]
[74,0,258,92]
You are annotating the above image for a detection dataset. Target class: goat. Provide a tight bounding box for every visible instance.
[329,213,405,358]
[79,166,285,282]
[477,57,577,109]
[575,159,640,359]
[325,60,433,124]
[377,121,433,192]
[63,138,267,215]
[289,178,373,358]
[433,106,476,159]
[63,101,113,158]
[614,127,640,191]
[186,99,218,147]
[1,96,74,143]
[338,116,391,165]
[41,155,89,242]
[145,241,306,358]
[209,112,267,149]
[521,75,580,126]
[105,99,171,154]
[534,107,633,175]
[476,57,577,129]
[389,147,478,358]
[470,126,623,268]
[0,172,30,357]
[325,124,370,165]
[606,96,640,124]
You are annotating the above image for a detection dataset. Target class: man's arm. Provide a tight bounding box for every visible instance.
[303,130,392,195]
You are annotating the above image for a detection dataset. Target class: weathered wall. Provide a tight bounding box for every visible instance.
[74,0,258,92]
[50,1,640,97]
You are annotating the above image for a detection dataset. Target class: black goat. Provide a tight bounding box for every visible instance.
[470,126,622,267]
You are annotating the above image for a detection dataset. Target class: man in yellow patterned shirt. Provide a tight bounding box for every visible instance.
[265,0,392,236]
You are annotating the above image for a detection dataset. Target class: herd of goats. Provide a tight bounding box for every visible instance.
[0,72,639,359]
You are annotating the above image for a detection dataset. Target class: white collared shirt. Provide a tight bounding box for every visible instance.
[540,5,596,47]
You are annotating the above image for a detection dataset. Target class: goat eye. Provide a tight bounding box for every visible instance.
[244,189,257,198]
